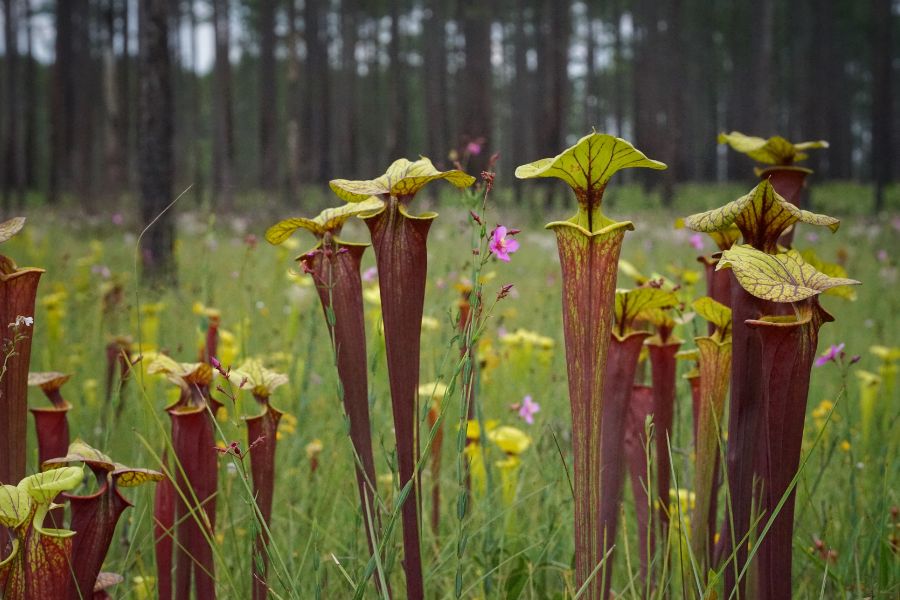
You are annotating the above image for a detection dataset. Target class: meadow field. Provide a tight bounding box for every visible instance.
[8,181,900,598]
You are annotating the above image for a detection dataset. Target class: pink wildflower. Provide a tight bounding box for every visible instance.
[814,343,845,367]
[689,233,705,251]
[489,226,520,262]
[362,267,378,282]
[466,141,482,156]
[518,395,541,425]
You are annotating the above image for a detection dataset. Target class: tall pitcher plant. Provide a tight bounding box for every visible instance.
[683,180,839,595]
[0,217,44,485]
[266,199,385,593]
[330,159,475,599]
[515,133,665,598]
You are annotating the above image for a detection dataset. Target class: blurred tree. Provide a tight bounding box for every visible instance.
[303,0,330,180]
[423,0,449,167]
[285,0,302,192]
[338,0,360,177]
[258,0,277,189]
[212,0,235,209]
[459,2,492,174]
[386,0,408,159]
[2,0,24,208]
[872,0,893,211]
[138,0,176,285]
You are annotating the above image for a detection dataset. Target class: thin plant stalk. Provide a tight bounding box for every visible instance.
[624,383,655,587]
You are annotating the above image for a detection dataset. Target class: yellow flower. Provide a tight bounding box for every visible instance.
[464,443,487,498]
[856,370,882,443]
[501,328,555,350]
[229,358,288,400]
[811,399,838,430]
[139,302,166,347]
[869,345,900,362]
[488,426,531,456]
[147,355,213,391]
[218,329,238,367]
[839,440,851,452]
[464,419,498,442]
[82,378,99,408]
[418,382,448,401]
[363,286,381,306]
[663,488,696,532]
[277,412,298,440]
[496,455,522,507]
[132,576,156,600]
[421,316,440,331]
[305,439,324,459]
[192,302,221,319]
[286,268,314,287]
[477,337,500,382]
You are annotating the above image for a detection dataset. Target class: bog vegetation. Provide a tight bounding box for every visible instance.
[0,130,898,599]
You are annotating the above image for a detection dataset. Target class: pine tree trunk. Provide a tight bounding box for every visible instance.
[3,0,24,208]
[138,0,175,286]
[386,0,408,159]
[459,3,492,175]
[285,0,302,192]
[212,0,235,209]
[339,0,360,176]
[258,0,277,189]
[423,0,448,167]
[24,0,37,190]
[872,0,892,212]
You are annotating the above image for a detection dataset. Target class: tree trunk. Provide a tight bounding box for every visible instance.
[285,0,302,192]
[212,0,235,209]
[303,0,330,180]
[118,0,132,188]
[724,1,754,179]
[72,0,95,208]
[339,0,360,176]
[823,0,852,178]
[750,0,774,135]
[138,0,175,285]
[459,3,493,175]
[258,0,277,189]
[612,0,624,137]
[386,0,408,159]
[3,0,24,208]
[103,0,125,196]
[50,0,75,203]
[23,0,37,190]
[584,0,597,131]
[510,0,531,202]
[185,0,202,202]
[872,0,892,212]
[422,0,449,167]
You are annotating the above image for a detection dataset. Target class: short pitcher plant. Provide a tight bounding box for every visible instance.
[0,217,44,485]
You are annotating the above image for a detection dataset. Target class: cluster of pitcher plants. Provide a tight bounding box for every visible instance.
[0,128,865,599]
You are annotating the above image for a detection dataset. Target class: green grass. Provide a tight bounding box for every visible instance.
[6,181,899,598]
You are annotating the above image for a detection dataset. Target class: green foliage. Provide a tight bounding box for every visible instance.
[5,189,898,598]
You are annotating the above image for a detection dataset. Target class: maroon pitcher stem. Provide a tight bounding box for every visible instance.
[364,197,432,599]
